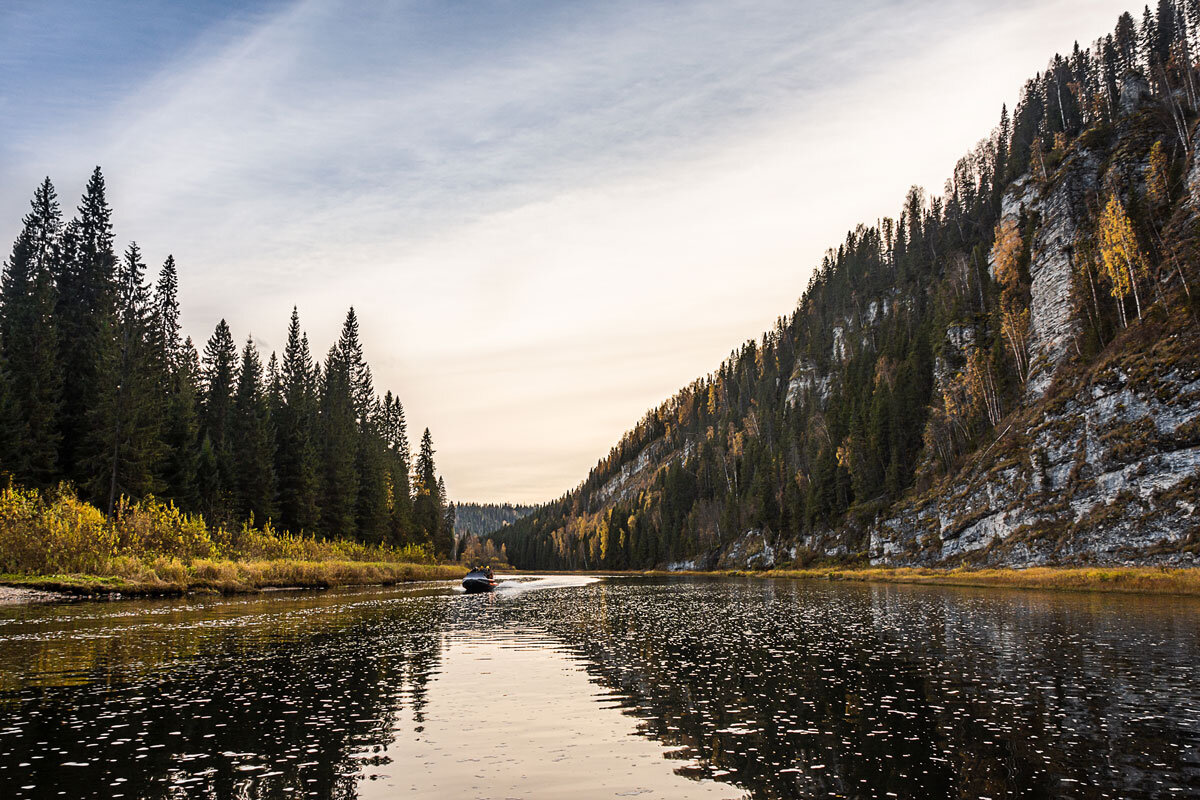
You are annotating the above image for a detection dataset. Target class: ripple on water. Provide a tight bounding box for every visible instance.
[0,577,1197,799]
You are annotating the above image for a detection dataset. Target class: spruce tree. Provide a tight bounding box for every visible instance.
[0,178,63,487]
[333,309,388,542]
[337,307,375,422]
[1115,12,1139,71]
[276,308,321,534]
[232,336,276,526]
[319,343,358,539]
[413,428,449,554]
[381,391,413,545]
[55,167,117,484]
[151,256,183,370]
[199,320,238,521]
[83,242,164,512]
[160,338,201,509]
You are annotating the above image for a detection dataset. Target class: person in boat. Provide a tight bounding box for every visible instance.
[486,566,494,580]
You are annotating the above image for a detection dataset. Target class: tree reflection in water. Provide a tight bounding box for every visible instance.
[0,577,1198,800]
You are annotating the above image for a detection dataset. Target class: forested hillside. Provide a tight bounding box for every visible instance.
[454,503,536,537]
[0,171,457,556]
[494,4,1200,570]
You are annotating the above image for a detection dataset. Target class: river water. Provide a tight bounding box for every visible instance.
[0,575,1197,799]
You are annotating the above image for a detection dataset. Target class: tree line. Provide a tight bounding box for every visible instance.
[452,502,536,537]
[492,2,1200,569]
[0,168,456,556]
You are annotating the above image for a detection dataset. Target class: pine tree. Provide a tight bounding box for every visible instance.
[151,256,183,370]
[381,391,413,545]
[199,319,238,521]
[1115,12,1140,71]
[276,307,321,534]
[319,343,358,539]
[337,307,375,423]
[55,167,118,484]
[83,242,164,512]
[1155,0,1178,65]
[232,336,276,526]
[413,428,450,555]
[332,310,386,542]
[160,337,201,509]
[1142,5,1159,72]
[440,481,457,558]
[0,178,63,486]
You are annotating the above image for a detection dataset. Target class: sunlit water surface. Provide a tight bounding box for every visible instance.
[0,575,1198,799]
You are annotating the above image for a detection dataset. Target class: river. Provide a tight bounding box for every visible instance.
[0,575,1197,799]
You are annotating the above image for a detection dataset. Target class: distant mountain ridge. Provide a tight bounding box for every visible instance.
[454,502,536,537]
[492,4,1200,570]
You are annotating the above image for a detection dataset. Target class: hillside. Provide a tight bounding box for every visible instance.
[453,502,536,537]
[492,6,1200,571]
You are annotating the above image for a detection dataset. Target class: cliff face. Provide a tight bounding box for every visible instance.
[494,27,1200,571]
[871,317,1200,566]
[870,115,1200,568]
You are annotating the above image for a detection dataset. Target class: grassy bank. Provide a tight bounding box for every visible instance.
[0,486,464,597]
[653,565,1200,596]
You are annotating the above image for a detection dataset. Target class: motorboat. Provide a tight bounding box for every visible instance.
[463,568,497,593]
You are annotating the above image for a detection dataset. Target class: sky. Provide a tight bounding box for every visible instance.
[1,0,1134,503]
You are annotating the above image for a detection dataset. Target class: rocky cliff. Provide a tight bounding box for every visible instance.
[493,12,1200,571]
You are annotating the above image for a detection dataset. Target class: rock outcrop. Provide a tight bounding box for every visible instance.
[1022,151,1096,399]
[870,321,1200,567]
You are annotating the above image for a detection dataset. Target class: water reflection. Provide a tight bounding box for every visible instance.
[0,588,450,798]
[0,577,1197,799]
[531,579,1200,799]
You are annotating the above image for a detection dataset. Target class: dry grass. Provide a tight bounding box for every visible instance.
[0,560,465,597]
[0,485,464,597]
[681,565,1200,596]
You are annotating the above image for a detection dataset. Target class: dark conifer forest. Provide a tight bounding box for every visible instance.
[492,3,1200,569]
[0,169,456,556]
[453,503,536,537]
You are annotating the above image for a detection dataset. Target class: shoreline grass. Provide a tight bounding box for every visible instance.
[621,565,1200,596]
[0,559,466,598]
[0,485,466,598]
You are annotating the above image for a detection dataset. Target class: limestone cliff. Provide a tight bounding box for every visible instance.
[494,28,1200,571]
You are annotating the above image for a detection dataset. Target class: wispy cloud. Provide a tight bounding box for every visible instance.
[1,0,1134,501]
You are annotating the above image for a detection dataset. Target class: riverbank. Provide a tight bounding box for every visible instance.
[635,565,1200,596]
[0,559,467,599]
[0,486,466,600]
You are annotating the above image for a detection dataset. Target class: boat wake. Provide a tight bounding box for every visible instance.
[491,574,601,595]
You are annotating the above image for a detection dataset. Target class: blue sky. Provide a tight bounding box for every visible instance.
[1,0,1133,502]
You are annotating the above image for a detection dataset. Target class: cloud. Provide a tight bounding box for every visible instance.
[1,0,1135,501]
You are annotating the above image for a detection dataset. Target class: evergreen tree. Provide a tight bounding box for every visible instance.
[83,242,164,512]
[150,256,182,370]
[337,307,375,423]
[1155,0,1177,66]
[331,308,388,542]
[55,167,117,484]
[160,337,201,509]
[276,308,321,534]
[0,178,63,487]
[413,428,450,555]
[232,336,276,525]
[199,319,238,521]
[1115,11,1139,70]
[381,391,413,545]
[318,343,358,539]
[1141,5,1159,71]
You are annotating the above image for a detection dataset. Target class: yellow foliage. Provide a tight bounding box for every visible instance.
[1097,194,1145,319]
[1145,141,1168,210]
[0,485,435,578]
[992,219,1030,382]
[991,219,1023,291]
